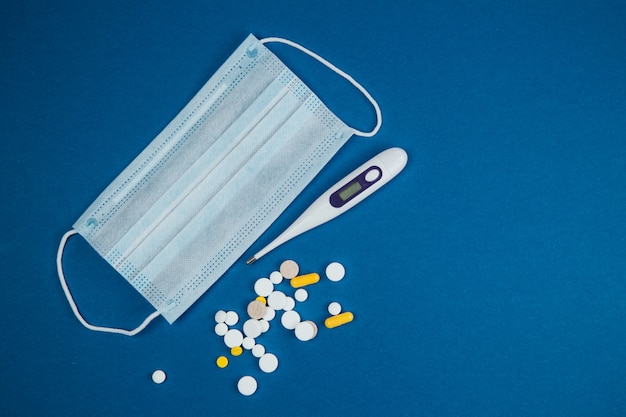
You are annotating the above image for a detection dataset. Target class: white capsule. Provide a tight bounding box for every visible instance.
[254,278,274,297]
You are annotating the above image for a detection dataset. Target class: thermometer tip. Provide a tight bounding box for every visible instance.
[245,256,257,265]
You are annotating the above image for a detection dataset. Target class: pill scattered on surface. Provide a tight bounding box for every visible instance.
[280,260,299,279]
[328,302,342,316]
[267,290,287,310]
[255,296,267,305]
[224,329,244,348]
[294,320,317,341]
[294,288,308,302]
[231,346,243,356]
[252,344,265,358]
[216,356,229,368]
[259,319,270,333]
[269,270,283,284]
[254,278,274,297]
[263,307,276,321]
[214,322,228,336]
[225,311,239,326]
[247,300,267,320]
[243,319,262,338]
[215,310,227,323]
[280,310,301,330]
[242,337,255,350]
[237,375,258,396]
[152,369,166,384]
[290,273,320,288]
[325,312,354,329]
[325,262,346,282]
[259,353,279,373]
[283,296,295,311]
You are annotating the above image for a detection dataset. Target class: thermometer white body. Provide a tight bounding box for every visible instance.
[246,147,408,264]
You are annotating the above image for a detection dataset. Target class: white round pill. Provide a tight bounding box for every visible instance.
[269,270,283,285]
[280,310,301,330]
[242,337,256,350]
[259,353,279,373]
[254,278,274,297]
[214,310,227,323]
[259,319,270,333]
[325,262,345,282]
[252,344,265,358]
[328,301,342,316]
[263,307,276,321]
[152,369,166,384]
[283,296,295,311]
[214,322,228,336]
[294,288,308,302]
[267,291,287,310]
[243,319,262,339]
[224,329,244,348]
[225,311,239,326]
[295,321,316,341]
[237,375,258,396]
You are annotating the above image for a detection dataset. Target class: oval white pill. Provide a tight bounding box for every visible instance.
[224,329,244,348]
[269,270,283,285]
[295,321,316,341]
[214,310,227,323]
[328,301,342,316]
[237,375,258,396]
[280,310,301,330]
[254,278,274,297]
[294,288,308,302]
[214,322,228,336]
[252,344,265,358]
[243,319,262,339]
[263,307,276,321]
[326,262,346,282]
[267,291,287,310]
[152,369,166,384]
[242,337,256,350]
[283,296,295,311]
[225,311,239,326]
[259,353,279,373]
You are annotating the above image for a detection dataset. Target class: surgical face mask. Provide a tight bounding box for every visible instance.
[56,34,381,335]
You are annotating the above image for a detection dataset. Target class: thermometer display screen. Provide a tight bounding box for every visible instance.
[338,181,362,201]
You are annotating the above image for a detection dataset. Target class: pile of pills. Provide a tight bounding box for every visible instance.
[213,259,353,396]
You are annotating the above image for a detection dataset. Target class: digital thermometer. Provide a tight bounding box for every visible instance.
[246,147,408,264]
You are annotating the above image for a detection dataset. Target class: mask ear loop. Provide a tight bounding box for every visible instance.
[260,36,382,138]
[56,230,161,336]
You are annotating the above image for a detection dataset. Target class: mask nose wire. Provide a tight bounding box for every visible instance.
[56,229,161,336]
[260,36,382,138]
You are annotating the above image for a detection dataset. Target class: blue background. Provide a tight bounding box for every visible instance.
[2,1,625,416]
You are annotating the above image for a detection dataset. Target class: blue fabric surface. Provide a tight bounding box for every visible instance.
[1,1,625,416]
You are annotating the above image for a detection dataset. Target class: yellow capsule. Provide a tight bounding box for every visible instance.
[231,346,243,356]
[324,312,354,329]
[290,272,320,288]
[216,355,229,368]
[255,296,267,305]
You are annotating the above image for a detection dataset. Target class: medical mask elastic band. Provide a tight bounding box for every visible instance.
[56,229,160,336]
[260,37,382,138]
